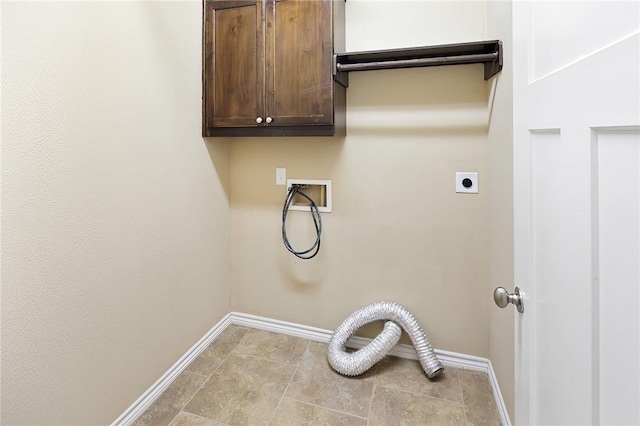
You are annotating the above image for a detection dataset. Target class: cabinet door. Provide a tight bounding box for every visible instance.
[265,0,333,126]
[204,0,264,128]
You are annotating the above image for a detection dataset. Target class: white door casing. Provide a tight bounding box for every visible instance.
[513,2,640,425]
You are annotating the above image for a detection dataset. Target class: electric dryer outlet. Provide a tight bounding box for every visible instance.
[455,172,479,193]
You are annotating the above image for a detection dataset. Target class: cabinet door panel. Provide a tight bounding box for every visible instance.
[205,1,264,128]
[266,0,333,126]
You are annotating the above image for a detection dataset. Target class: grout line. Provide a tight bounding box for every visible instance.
[372,361,467,406]
[282,396,369,421]
[366,362,381,426]
[366,384,375,426]
[265,340,310,425]
[384,384,467,407]
[184,370,210,379]
[458,368,470,424]
[265,337,369,422]
[164,376,208,425]
[141,371,211,426]
[453,368,465,408]
[177,327,250,423]
[168,411,230,426]
[371,381,467,407]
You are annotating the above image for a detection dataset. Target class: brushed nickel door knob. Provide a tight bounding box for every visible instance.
[256,117,263,124]
[266,116,273,124]
[494,286,524,313]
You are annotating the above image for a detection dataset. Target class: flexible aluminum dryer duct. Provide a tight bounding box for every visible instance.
[327,301,444,379]
[328,320,402,377]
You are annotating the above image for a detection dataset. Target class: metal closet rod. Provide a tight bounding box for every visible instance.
[335,52,498,72]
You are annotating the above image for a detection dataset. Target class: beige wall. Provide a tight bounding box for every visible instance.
[487,1,515,422]
[230,1,494,357]
[1,2,230,424]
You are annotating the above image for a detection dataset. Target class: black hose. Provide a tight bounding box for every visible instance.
[281,185,322,259]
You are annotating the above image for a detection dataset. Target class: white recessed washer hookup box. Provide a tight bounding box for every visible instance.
[286,179,332,213]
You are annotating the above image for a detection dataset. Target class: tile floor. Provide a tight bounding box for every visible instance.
[134,325,502,425]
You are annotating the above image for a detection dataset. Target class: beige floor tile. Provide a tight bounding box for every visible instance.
[284,342,375,418]
[133,372,208,426]
[186,325,250,378]
[270,398,367,426]
[168,411,225,426]
[134,327,502,426]
[459,369,501,426]
[183,352,296,425]
[376,356,464,403]
[233,328,309,365]
[369,386,467,426]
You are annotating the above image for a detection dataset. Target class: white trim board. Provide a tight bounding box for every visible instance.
[111,313,232,426]
[231,311,490,371]
[113,312,511,426]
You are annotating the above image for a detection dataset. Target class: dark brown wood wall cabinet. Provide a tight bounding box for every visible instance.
[203,0,346,137]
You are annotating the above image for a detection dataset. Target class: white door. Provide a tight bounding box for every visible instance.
[513,1,640,425]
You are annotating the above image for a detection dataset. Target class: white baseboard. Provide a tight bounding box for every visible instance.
[111,313,232,426]
[487,359,512,426]
[114,311,510,426]
[230,311,511,425]
[230,311,489,370]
